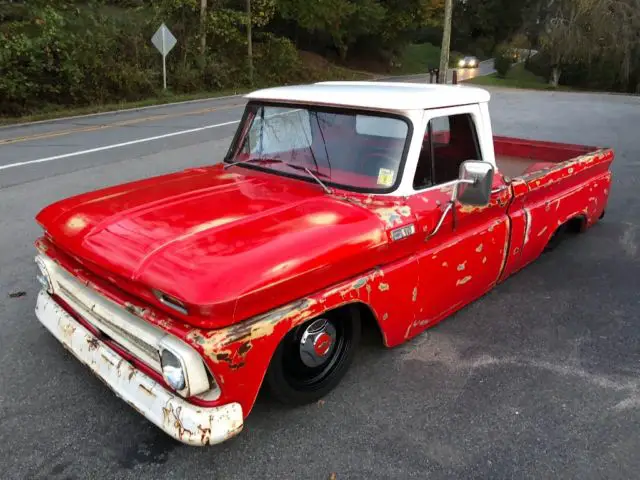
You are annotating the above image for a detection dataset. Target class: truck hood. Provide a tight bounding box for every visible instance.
[37,165,399,327]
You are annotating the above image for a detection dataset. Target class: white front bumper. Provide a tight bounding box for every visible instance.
[35,290,243,446]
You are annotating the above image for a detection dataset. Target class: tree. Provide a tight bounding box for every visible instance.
[540,0,623,86]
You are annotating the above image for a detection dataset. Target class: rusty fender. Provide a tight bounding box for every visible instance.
[183,259,418,416]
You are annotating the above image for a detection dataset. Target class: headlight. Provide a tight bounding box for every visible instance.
[35,256,52,292]
[458,60,465,67]
[161,349,187,392]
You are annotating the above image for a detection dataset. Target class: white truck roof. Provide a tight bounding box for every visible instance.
[244,81,491,112]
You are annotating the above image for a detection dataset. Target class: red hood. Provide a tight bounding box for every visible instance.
[36,165,410,328]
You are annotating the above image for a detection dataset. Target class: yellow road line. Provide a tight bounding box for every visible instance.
[0,103,244,146]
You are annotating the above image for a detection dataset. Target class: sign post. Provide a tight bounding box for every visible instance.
[151,23,177,90]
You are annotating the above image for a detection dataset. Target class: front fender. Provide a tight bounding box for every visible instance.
[185,254,420,417]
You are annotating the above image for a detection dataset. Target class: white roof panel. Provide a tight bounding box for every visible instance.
[244,81,490,111]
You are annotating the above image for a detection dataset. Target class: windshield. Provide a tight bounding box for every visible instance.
[226,103,411,192]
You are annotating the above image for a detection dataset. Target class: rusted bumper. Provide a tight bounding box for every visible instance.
[35,290,244,446]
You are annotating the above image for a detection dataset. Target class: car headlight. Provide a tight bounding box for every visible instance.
[161,349,187,393]
[458,60,465,67]
[35,256,53,293]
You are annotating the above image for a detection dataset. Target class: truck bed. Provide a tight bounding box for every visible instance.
[494,136,600,179]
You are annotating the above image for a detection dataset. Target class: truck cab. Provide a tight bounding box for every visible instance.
[33,81,614,446]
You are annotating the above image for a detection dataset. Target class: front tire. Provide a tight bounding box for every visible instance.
[265,306,361,406]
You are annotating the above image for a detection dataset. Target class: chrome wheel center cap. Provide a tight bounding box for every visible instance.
[299,318,337,368]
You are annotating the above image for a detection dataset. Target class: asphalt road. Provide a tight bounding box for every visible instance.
[2,68,640,479]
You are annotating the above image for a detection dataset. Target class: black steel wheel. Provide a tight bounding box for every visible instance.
[265,306,361,405]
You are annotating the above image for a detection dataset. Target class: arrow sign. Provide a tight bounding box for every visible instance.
[151,23,177,89]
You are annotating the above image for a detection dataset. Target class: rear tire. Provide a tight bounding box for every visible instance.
[544,223,568,252]
[265,306,361,406]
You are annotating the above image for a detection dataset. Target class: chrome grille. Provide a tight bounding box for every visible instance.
[50,264,164,372]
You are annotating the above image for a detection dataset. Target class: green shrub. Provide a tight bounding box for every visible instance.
[493,45,514,78]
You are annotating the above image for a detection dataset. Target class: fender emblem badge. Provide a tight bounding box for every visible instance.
[391,224,416,241]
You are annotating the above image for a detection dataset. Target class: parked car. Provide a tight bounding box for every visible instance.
[33,81,614,446]
[458,56,479,68]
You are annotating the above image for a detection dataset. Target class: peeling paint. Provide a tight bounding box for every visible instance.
[412,287,418,302]
[475,244,483,253]
[378,283,390,292]
[523,208,532,245]
[442,261,448,267]
[482,256,487,264]
[383,313,389,321]
[457,262,466,272]
[456,276,472,286]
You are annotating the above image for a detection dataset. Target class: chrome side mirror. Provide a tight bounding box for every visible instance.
[455,160,494,206]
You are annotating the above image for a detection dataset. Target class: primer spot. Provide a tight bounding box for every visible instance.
[383,313,389,321]
[353,278,367,289]
[456,276,472,286]
[475,244,483,253]
[398,206,412,217]
[457,262,466,271]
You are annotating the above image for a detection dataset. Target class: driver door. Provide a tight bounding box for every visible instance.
[406,106,512,336]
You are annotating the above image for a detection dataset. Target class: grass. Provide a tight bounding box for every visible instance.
[392,43,465,75]
[464,62,568,91]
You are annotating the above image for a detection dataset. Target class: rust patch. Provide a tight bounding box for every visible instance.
[124,302,148,317]
[162,404,193,440]
[86,336,99,351]
[198,424,212,445]
[100,353,115,367]
[139,384,156,398]
[378,283,390,292]
[456,276,472,286]
[237,342,252,356]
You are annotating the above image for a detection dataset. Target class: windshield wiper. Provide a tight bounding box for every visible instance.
[285,162,333,194]
[223,157,280,170]
[224,157,332,194]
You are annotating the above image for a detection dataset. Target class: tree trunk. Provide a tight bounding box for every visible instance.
[247,0,253,85]
[550,67,561,87]
[438,0,454,84]
[200,0,207,57]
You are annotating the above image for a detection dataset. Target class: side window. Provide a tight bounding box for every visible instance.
[413,113,482,189]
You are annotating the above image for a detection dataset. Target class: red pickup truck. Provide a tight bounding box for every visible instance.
[33,81,614,446]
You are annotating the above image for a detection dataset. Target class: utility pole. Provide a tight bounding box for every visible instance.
[438,0,454,84]
[200,0,207,57]
[247,0,254,85]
